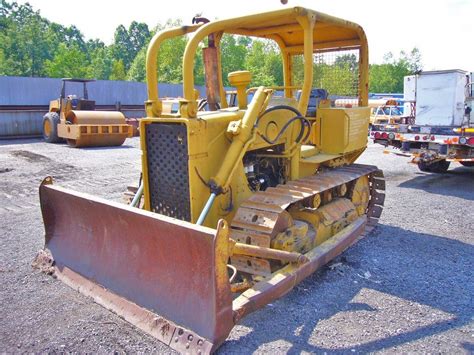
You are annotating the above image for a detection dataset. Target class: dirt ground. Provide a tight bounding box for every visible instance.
[0,138,473,353]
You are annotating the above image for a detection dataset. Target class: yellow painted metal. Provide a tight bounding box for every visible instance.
[49,99,60,112]
[271,221,312,254]
[57,122,132,147]
[358,34,369,107]
[350,176,370,216]
[317,107,370,155]
[45,84,132,147]
[66,110,126,124]
[210,87,270,191]
[139,6,371,229]
[228,71,252,109]
[454,127,474,133]
[214,33,228,110]
[140,113,250,227]
[55,110,132,147]
[36,7,383,352]
[295,14,315,116]
[231,239,308,264]
[175,7,368,117]
[43,119,52,137]
[145,24,202,118]
[290,198,358,246]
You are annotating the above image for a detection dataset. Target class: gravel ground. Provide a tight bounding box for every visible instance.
[0,138,473,353]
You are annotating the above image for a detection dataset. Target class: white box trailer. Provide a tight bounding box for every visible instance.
[415,70,468,126]
[403,75,416,102]
[370,69,474,173]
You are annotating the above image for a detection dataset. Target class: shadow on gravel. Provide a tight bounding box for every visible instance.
[220,225,473,353]
[462,342,474,352]
[398,167,474,201]
[10,150,52,163]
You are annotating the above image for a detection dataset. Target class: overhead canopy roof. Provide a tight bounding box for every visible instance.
[61,78,96,83]
[147,7,369,111]
[221,7,366,53]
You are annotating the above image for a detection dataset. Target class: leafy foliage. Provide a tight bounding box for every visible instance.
[111,21,150,71]
[44,43,88,78]
[220,35,248,85]
[109,60,127,81]
[0,0,422,94]
[244,40,283,87]
[370,48,423,92]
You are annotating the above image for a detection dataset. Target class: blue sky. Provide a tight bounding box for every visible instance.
[17,0,474,71]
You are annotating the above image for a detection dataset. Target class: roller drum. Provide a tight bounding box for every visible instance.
[63,110,130,147]
[66,110,126,124]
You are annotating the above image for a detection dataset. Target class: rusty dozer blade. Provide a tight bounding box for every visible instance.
[36,177,233,353]
[35,177,372,353]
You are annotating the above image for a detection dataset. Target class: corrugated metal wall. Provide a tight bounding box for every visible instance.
[0,76,207,137]
[0,76,206,106]
[0,108,146,138]
[0,110,45,137]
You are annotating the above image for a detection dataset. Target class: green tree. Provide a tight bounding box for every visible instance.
[369,48,422,92]
[128,21,150,54]
[193,46,205,86]
[48,23,86,51]
[318,63,357,96]
[401,47,422,72]
[109,59,126,81]
[334,53,358,71]
[86,46,113,80]
[44,43,88,78]
[0,1,89,77]
[112,21,150,71]
[157,33,187,83]
[291,55,305,87]
[0,1,12,29]
[111,25,132,68]
[244,40,283,86]
[220,34,249,86]
[85,39,105,54]
[0,3,52,76]
[126,19,209,85]
[292,52,358,96]
[127,46,146,82]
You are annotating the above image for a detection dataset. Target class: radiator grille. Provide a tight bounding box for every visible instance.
[145,123,191,221]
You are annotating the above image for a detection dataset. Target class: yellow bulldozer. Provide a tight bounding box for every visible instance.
[42,78,133,147]
[34,7,385,353]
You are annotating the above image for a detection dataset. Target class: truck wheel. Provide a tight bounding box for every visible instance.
[42,112,61,143]
[429,160,450,173]
[460,161,474,167]
[417,161,431,172]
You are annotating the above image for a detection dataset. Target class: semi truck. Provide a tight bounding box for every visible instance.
[371,70,474,172]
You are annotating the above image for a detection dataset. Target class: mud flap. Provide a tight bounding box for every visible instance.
[36,178,233,353]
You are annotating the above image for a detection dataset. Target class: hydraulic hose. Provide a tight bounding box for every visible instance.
[196,192,217,225]
[258,115,310,145]
[255,105,311,145]
[130,183,144,208]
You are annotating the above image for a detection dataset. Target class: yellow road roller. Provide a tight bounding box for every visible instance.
[42,78,133,147]
[35,8,385,353]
